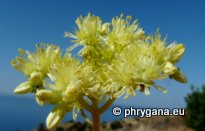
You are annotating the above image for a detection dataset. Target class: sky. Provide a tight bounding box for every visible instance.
[0,0,205,108]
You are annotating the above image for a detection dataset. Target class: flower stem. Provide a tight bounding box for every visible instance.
[78,97,93,112]
[91,109,100,131]
[99,98,115,114]
[90,98,115,131]
[90,98,100,131]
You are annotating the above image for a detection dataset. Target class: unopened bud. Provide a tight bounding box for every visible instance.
[29,71,43,85]
[13,81,32,94]
[170,69,187,83]
[36,89,62,105]
[168,44,185,63]
[46,106,66,129]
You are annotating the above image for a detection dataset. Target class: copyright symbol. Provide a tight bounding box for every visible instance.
[112,107,122,116]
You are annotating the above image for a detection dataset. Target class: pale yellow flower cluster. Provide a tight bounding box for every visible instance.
[11,14,187,129]
[65,14,187,98]
[11,44,61,94]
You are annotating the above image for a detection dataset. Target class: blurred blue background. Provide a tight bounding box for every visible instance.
[0,0,205,130]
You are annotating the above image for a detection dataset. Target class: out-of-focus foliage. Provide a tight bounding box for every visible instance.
[185,85,205,131]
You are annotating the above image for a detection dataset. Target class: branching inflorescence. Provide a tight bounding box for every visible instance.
[11,13,187,131]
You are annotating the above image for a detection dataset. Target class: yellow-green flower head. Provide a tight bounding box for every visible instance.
[65,13,107,46]
[11,44,61,77]
[76,63,103,100]
[107,14,144,48]
[106,44,165,97]
[48,57,103,101]
[99,14,145,63]
[11,44,62,95]
[65,13,109,64]
[48,56,79,92]
[146,32,168,64]
[146,31,185,65]
[105,32,187,97]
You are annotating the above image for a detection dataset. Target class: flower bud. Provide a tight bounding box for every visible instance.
[46,106,66,129]
[13,81,32,94]
[29,71,43,85]
[168,44,185,63]
[170,69,187,83]
[36,89,62,105]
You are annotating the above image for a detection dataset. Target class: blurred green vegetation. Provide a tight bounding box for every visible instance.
[185,85,205,131]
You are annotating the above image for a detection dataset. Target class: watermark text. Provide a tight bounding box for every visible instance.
[112,107,185,118]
